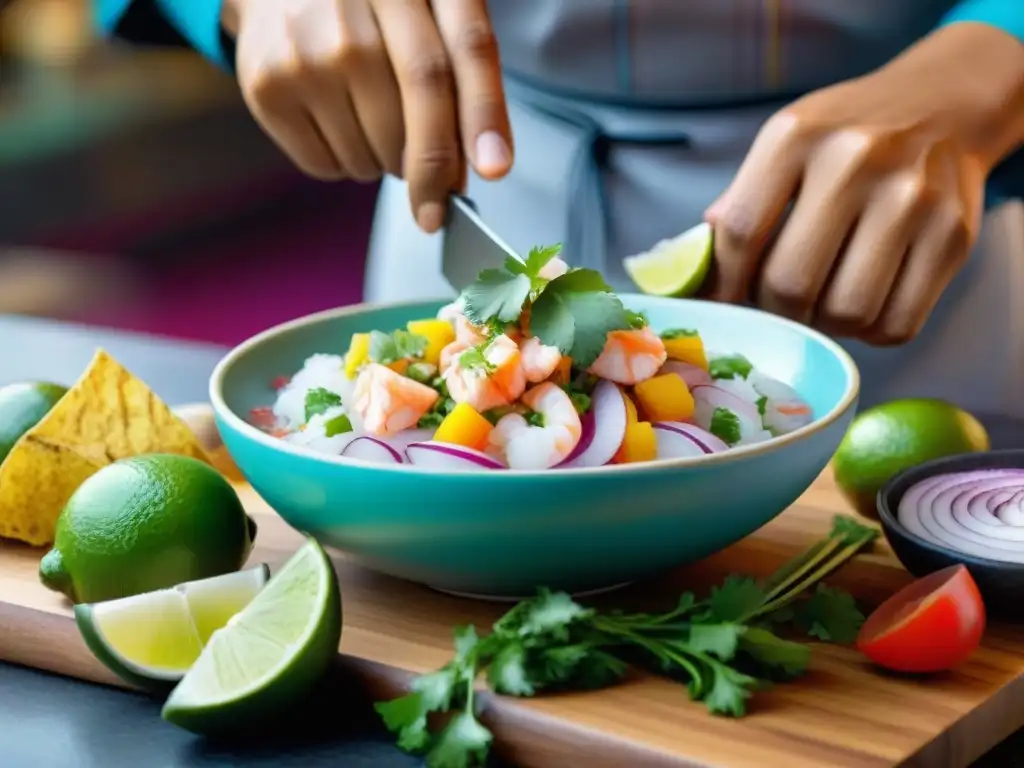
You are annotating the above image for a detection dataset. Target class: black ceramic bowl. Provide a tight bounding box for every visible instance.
[877,449,1024,618]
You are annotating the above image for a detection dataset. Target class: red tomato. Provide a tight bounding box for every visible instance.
[857,564,985,673]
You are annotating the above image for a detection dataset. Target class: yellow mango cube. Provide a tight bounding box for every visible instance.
[407,319,456,367]
[617,422,657,464]
[663,334,708,370]
[344,333,371,379]
[433,402,493,450]
[633,373,695,422]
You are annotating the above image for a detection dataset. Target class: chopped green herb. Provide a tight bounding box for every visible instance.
[304,387,342,421]
[660,328,699,340]
[417,411,446,429]
[709,354,753,380]
[406,362,436,384]
[624,309,648,329]
[482,406,514,426]
[369,329,429,365]
[755,395,768,416]
[459,343,496,373]
[323,413,353,437]
[525,411,545,428]
[569,392,592,415]
[709,407,742,444]
[529,269,632,367]
[376,517,878,767]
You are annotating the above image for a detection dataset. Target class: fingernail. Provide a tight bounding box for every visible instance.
[417,202,445,233]
[474,131,510,175]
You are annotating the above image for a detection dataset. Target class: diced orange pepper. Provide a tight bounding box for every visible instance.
[633,373,695,422]
[407,319,456,367]
[387,359,410,375]
[433,402,493,450]
[548,356,573,386]
[663,335,708,370]
[617,422,657,464]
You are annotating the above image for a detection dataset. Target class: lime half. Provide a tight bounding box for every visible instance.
[161,538,342,735]
[623,222,714,297]
[75,565,270,693]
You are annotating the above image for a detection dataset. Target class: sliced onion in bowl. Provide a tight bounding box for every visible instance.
[897,470,1024,562]
[652,422,712,459]
[405,441,505,470]
[558,379,627,468]
[658,361,712,389]
[385,428,437,451]
[691,384,762,432]
[653,421,728,453]
[340,436,403,464]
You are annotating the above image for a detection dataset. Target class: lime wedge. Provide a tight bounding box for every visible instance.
[161,538,342,735]
[623,222,714,297]
[74,565,270,693]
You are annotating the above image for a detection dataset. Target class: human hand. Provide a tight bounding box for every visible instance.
[704,22,1023,345]
[226,0,513,232]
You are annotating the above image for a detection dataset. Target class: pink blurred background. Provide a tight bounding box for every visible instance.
[0,0,380,345]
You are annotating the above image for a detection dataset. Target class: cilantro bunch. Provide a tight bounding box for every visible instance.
[460,245,634,367]
[376,516,877,768]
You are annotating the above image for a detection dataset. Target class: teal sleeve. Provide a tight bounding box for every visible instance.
[154,0,231,70]
[941,0,1024,42]
[94,0,133,31]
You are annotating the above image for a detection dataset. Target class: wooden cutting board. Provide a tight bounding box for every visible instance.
[2,405,1024,768]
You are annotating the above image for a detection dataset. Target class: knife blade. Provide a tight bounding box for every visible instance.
[441,195,522,293]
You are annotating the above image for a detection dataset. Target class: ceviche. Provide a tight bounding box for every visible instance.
[249,247,813,470]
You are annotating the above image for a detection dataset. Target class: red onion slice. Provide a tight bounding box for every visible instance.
[691,384,762,429]
[652,421,729,453]
[897,470,1024,562]
[658,361,712,389]
[558,379,627,468]
[652,422,711,459]
[340,436,403,464]
[384,428,437,451]
[405,441,504,470]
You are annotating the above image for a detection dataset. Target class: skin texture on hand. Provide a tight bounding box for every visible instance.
[704,21,1024,346]
[223,0,513,233]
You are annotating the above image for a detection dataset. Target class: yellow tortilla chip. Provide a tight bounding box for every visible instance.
[0,349,213,546]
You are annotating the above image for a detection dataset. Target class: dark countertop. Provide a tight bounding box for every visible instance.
[0,314,1021,768]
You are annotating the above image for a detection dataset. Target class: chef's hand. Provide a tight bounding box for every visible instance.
[704,22,1023,345]
[224,0,513,233]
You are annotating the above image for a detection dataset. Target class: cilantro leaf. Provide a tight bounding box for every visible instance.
[516,590,593,640]
[461,269,531,325]
[793,585,865,643]
[323,413,353,436]
[709,354,753,380]
[304,387,341,421]
[458,343,495,373]
[425,711,493,768]
[530,270,631,367]
[738,627,811,677]
[369,329,429,365]
[625,309,648,329]
[487,641,534,696]
[755,395,768,416]
[702,661,758,717]
[661,328,698,339]
[374,692,433,752]
[709,407,742,445]
[504,244,562,279]
[705,575,766,622]
[688,623,743,661]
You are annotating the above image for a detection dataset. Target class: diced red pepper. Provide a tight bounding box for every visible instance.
[270,375,291,390]
[249,406,276,429]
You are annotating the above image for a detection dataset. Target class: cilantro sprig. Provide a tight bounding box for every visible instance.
[369,329,429,365]
[459,244,633,367]
[376,517,878,767]
[303,387,342,422]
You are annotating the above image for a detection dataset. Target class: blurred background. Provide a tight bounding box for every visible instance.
[0,0,377,344]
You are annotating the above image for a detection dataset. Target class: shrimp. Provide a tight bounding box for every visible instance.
[519,336,563,383]
[444,334,527,412]
[487,382,582,469]
[436,299,486,345]
[351,363,439,437]
[587,327,667,385]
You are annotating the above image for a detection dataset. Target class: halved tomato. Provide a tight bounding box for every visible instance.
[856,564,985,673]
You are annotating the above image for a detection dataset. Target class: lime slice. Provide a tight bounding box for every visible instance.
[74,565,270,693]
[623,222,714,297]
[161,538,342,735]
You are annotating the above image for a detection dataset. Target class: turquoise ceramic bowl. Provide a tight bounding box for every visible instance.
[210,295,859,599]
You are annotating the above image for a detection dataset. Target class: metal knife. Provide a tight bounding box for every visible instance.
[441,195,522,293]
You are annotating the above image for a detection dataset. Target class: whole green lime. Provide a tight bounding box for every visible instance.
[833,398,990,520]
[39,454,258,603]
[0,381,68,464]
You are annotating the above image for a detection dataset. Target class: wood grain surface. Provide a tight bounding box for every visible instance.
[2,405,1024,768]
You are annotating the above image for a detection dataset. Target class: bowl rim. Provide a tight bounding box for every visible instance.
[876,449,1024,571]
[209,294,861,477]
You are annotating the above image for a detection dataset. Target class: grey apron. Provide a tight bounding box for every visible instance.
[364,0,1024,419]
